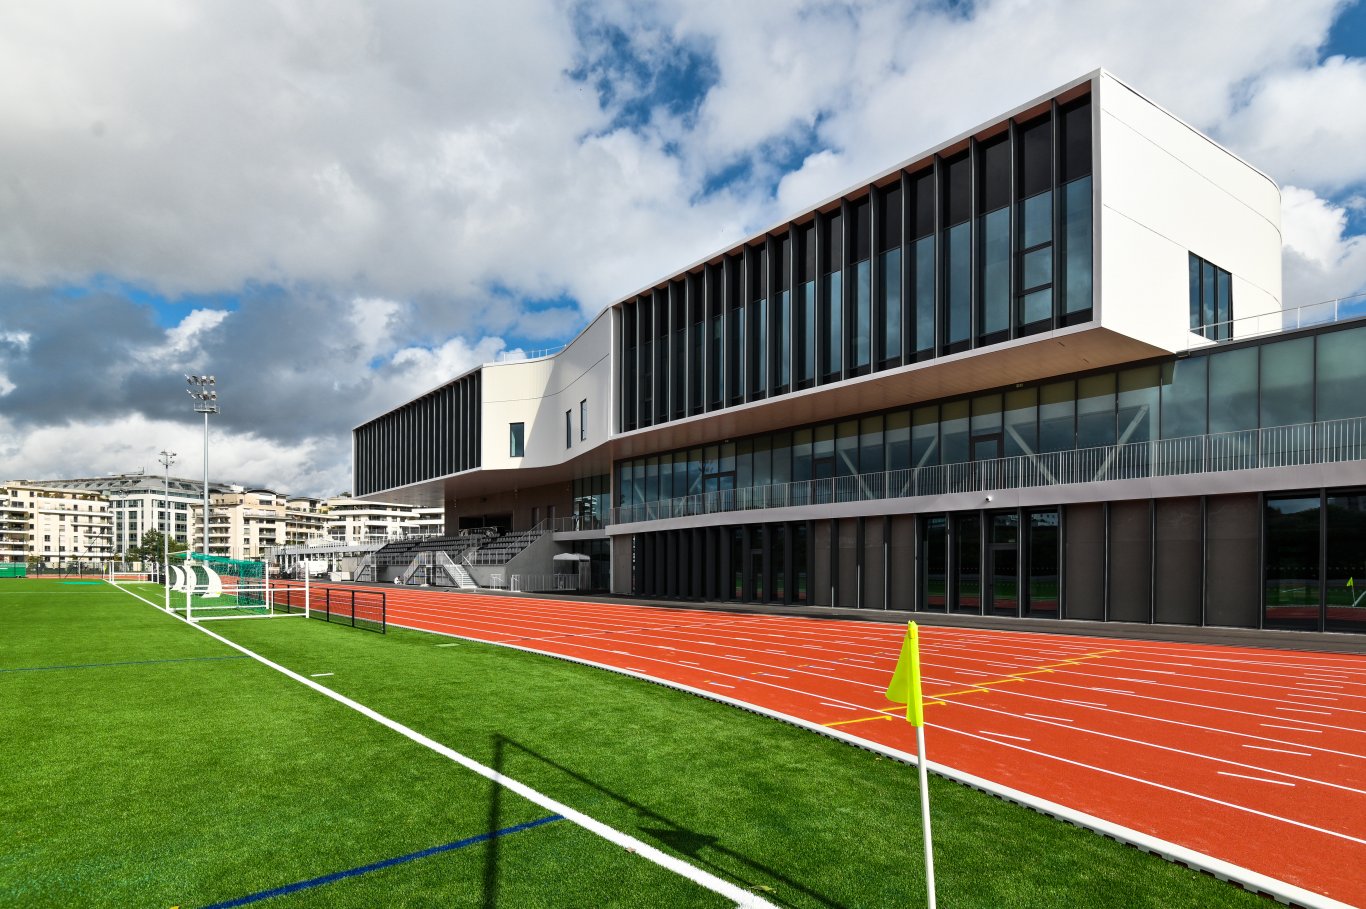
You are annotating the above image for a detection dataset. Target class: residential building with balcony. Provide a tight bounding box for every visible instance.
[29,473,233,557]
[352,69,1366,634]
[0,481,114,565]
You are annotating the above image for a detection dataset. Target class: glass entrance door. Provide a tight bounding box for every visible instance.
[987,512,1019,616]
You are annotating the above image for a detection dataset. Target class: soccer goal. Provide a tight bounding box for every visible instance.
[105,562,154,585]
[168,553,310,623]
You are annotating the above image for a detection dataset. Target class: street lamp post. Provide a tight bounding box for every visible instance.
[159,450,176,611]
[186,376,218,559]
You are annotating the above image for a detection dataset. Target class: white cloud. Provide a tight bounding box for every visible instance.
[1281,185,1366,306]
[2,0,1365,496]
[0,413,351,496]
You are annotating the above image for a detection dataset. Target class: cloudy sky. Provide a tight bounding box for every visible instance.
[2,0,1365,496]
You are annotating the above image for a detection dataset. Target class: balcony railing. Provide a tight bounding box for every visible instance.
[611,415,1366,525]
[1188,291,1366,350]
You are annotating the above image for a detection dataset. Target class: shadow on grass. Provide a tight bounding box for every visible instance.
[486,733,850,909]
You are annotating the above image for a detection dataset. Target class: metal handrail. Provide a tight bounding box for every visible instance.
[1187,292,1366,349]
[611,415,1366,525]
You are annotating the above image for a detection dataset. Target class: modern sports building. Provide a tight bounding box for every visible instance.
[353,69,1366,635]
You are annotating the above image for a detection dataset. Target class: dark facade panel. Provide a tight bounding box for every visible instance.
[353,369,482,496]
[1064,503,1105,620]
[1206,494,1260,628]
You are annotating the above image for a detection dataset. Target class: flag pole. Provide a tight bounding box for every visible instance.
[885,621,937,909]
[916,722,937,909]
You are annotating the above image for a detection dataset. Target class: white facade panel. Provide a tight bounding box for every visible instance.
[480,310,614,471]
[1096,72,1282,350]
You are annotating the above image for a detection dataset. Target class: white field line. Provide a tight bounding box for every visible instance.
[378,614,1360,909]
[383,597,1366,761]
[109,582,777,909]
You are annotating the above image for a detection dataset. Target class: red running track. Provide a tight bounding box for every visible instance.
[321,585,1366,907]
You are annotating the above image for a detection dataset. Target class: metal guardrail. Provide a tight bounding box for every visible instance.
[550,514,609,533]
[1187,292,1366,350]
[510,573,581,592]
[611,415,1366,525]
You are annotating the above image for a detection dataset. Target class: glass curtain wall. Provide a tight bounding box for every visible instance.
[615,94,1094,430]
[616,322,1366,514]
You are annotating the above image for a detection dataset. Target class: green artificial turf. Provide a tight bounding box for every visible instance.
[1,580,1264,908]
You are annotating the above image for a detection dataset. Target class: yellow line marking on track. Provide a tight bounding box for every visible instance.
[823,714,896,727]
[921,649,1120,704]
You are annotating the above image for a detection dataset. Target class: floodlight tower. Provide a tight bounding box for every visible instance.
[158,450,176,610]
[186,375,218,558]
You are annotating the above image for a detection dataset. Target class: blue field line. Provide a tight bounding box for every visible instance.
[199,814,565,909]
[0,654,250,674]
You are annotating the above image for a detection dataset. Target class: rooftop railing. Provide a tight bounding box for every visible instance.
[1189,292,1366,350]
[611,415,1366,526]
[494,344,568,363]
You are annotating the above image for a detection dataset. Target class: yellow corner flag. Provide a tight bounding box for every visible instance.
[1349,577,1356,589]
[885,622,925,726]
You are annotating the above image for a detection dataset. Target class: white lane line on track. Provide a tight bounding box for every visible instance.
[1261,724,1323,733]
[112,585,778,909]
[932,693,1366,796]
[1297,683,1344,689]
[1026,714,1073,723]
[1286,692,1339,701]
[1275,707,1333,715]
[820,702,860,710]
[382,594,1366,762]
[933,725,1365,848]
[1061,699,1108,708]
[978,731,1031,742]
[1219,771,1296,787]
[385,595,1366,748]
[706,681,735,689]
[1243,744,1313,757]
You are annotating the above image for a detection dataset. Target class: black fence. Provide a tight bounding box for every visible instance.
[277,586,386,634]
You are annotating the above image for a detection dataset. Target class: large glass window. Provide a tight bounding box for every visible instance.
[941,401,970,465]
[1209,346,1258,472]
[1004,388,1038,458]
[1062,177,1093,321]
[979,135,1010,344]
[822,210,843,380]
[912,406,939,468]
[1160,357,1207,439]
[922,515,947,611]
[1326,493,1366,633]
[910,170,935,358]
[749,245,767,398]
[954,513,981,614]
[1038,381,1074,453]
[1017,114,1053,332]
[943,154,972,351]
[879,249,902,365]
[796,223,817,387]
[1026,510,1060,617]
[1316,325,1366,421]
[1076,374,1116,449]
[850,197,872,372]
[509,423,525,458]
[1189,253,1232,340]
[1261,337,1314,462]
[878,182,903,366]
[1265,495,1321,631]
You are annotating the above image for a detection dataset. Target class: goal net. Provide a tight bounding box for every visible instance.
[168,554,307,622]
